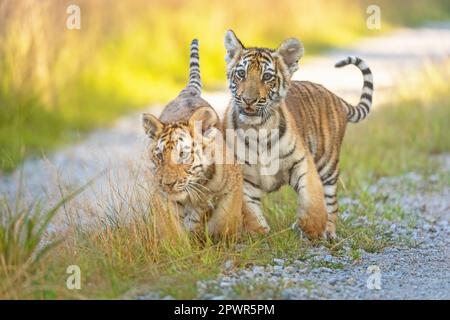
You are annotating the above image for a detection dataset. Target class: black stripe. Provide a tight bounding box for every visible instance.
[280,143,296,159]
[361,68,371,75]
[190,52,199,59]
[354,107,362,121]
[294,172,307,191]
[259,113,270,127]
[323,177,338,186]
[189,76,200,82]
[189,79,201,87]
[244,136,249,148]
[325,193,335,199]
[244,193,261,202]
[247,200,260,206]
[361,93,372,102]
[363,81,373,89]
[288,156,305,177]
[319,158,339,177]
[323,169,339,185]
[359,106,367,118]
[244,178,260,189]
[278,112,287,139]
[347,105,355,119]
[359,101,370,113]
[232,110,239,129]
[326,200,338,206]
[317,154,333,174]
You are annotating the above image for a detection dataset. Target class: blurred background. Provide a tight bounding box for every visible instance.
[1,0,450,300]
[0,0,449,173]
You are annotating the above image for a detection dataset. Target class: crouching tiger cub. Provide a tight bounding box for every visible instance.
[223,30,374,240]
[142,39,265,239]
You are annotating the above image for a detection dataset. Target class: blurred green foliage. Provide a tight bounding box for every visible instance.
[1,0,449,172]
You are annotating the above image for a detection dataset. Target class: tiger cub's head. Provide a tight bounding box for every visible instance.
[142,106,220,202]
[224,30,304,124]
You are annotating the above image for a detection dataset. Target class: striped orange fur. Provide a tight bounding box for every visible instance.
[141,39,267,239]
[223,30,374,240]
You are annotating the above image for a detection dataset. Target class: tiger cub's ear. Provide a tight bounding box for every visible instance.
[276,38,304,76]
[142,113,163,139]
[224,30,244,64]
[189,106,219,135]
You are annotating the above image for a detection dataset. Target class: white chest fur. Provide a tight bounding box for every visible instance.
[238,126,294,193]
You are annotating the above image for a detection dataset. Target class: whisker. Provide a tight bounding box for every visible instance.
[189,184,206,199]
[190,181,209,192]
[184,183,202,202]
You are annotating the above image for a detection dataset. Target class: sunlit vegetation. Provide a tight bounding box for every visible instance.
[1,60,449,299]
[1,0,449,171]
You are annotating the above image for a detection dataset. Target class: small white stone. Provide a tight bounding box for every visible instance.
[223,260,234,271]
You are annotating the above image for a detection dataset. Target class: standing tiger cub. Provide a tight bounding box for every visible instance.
[223,30,374,240]
[142,39,266,239]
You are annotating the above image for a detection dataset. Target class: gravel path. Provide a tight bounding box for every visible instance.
[1,25,449,298]
[196,156,450,299]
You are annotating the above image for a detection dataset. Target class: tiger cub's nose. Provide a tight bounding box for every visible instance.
[242,97,257,106]
[161,177,177,191]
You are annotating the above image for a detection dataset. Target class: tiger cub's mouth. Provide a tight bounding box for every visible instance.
[163,180,209,203]
[238,103,261,116]
[240,105,259,116]
[164,188,189,202]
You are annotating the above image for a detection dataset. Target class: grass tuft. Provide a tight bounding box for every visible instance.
[1,0,450,171]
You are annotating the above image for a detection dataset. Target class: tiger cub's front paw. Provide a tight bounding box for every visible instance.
[324,221,337,242]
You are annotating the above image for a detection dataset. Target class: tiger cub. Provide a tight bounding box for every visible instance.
[142,39,265,239]
[222,30,374,240]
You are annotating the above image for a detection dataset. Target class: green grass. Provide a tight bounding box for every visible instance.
[0,180,88,299]
[340,63,450,191]
[1,0,450,172]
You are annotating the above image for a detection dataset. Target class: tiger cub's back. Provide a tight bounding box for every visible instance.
[285,81,348,165]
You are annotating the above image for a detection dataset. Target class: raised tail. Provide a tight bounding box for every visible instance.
[180,39,202,96]
[335,56,373,123]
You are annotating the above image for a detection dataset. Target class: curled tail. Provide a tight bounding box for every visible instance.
[180,39,202,96]
[335,56,373,123]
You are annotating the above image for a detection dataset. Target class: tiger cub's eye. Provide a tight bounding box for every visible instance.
[237,70,245,78]
[262,72,272,81]
[154,150,163,161]
[180,151,190,161]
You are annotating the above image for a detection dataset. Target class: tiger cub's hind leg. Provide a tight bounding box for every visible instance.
[318,161,340,241]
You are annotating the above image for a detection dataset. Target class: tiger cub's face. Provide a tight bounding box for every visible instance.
[142,107,219,202]
[224,30,304,124]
